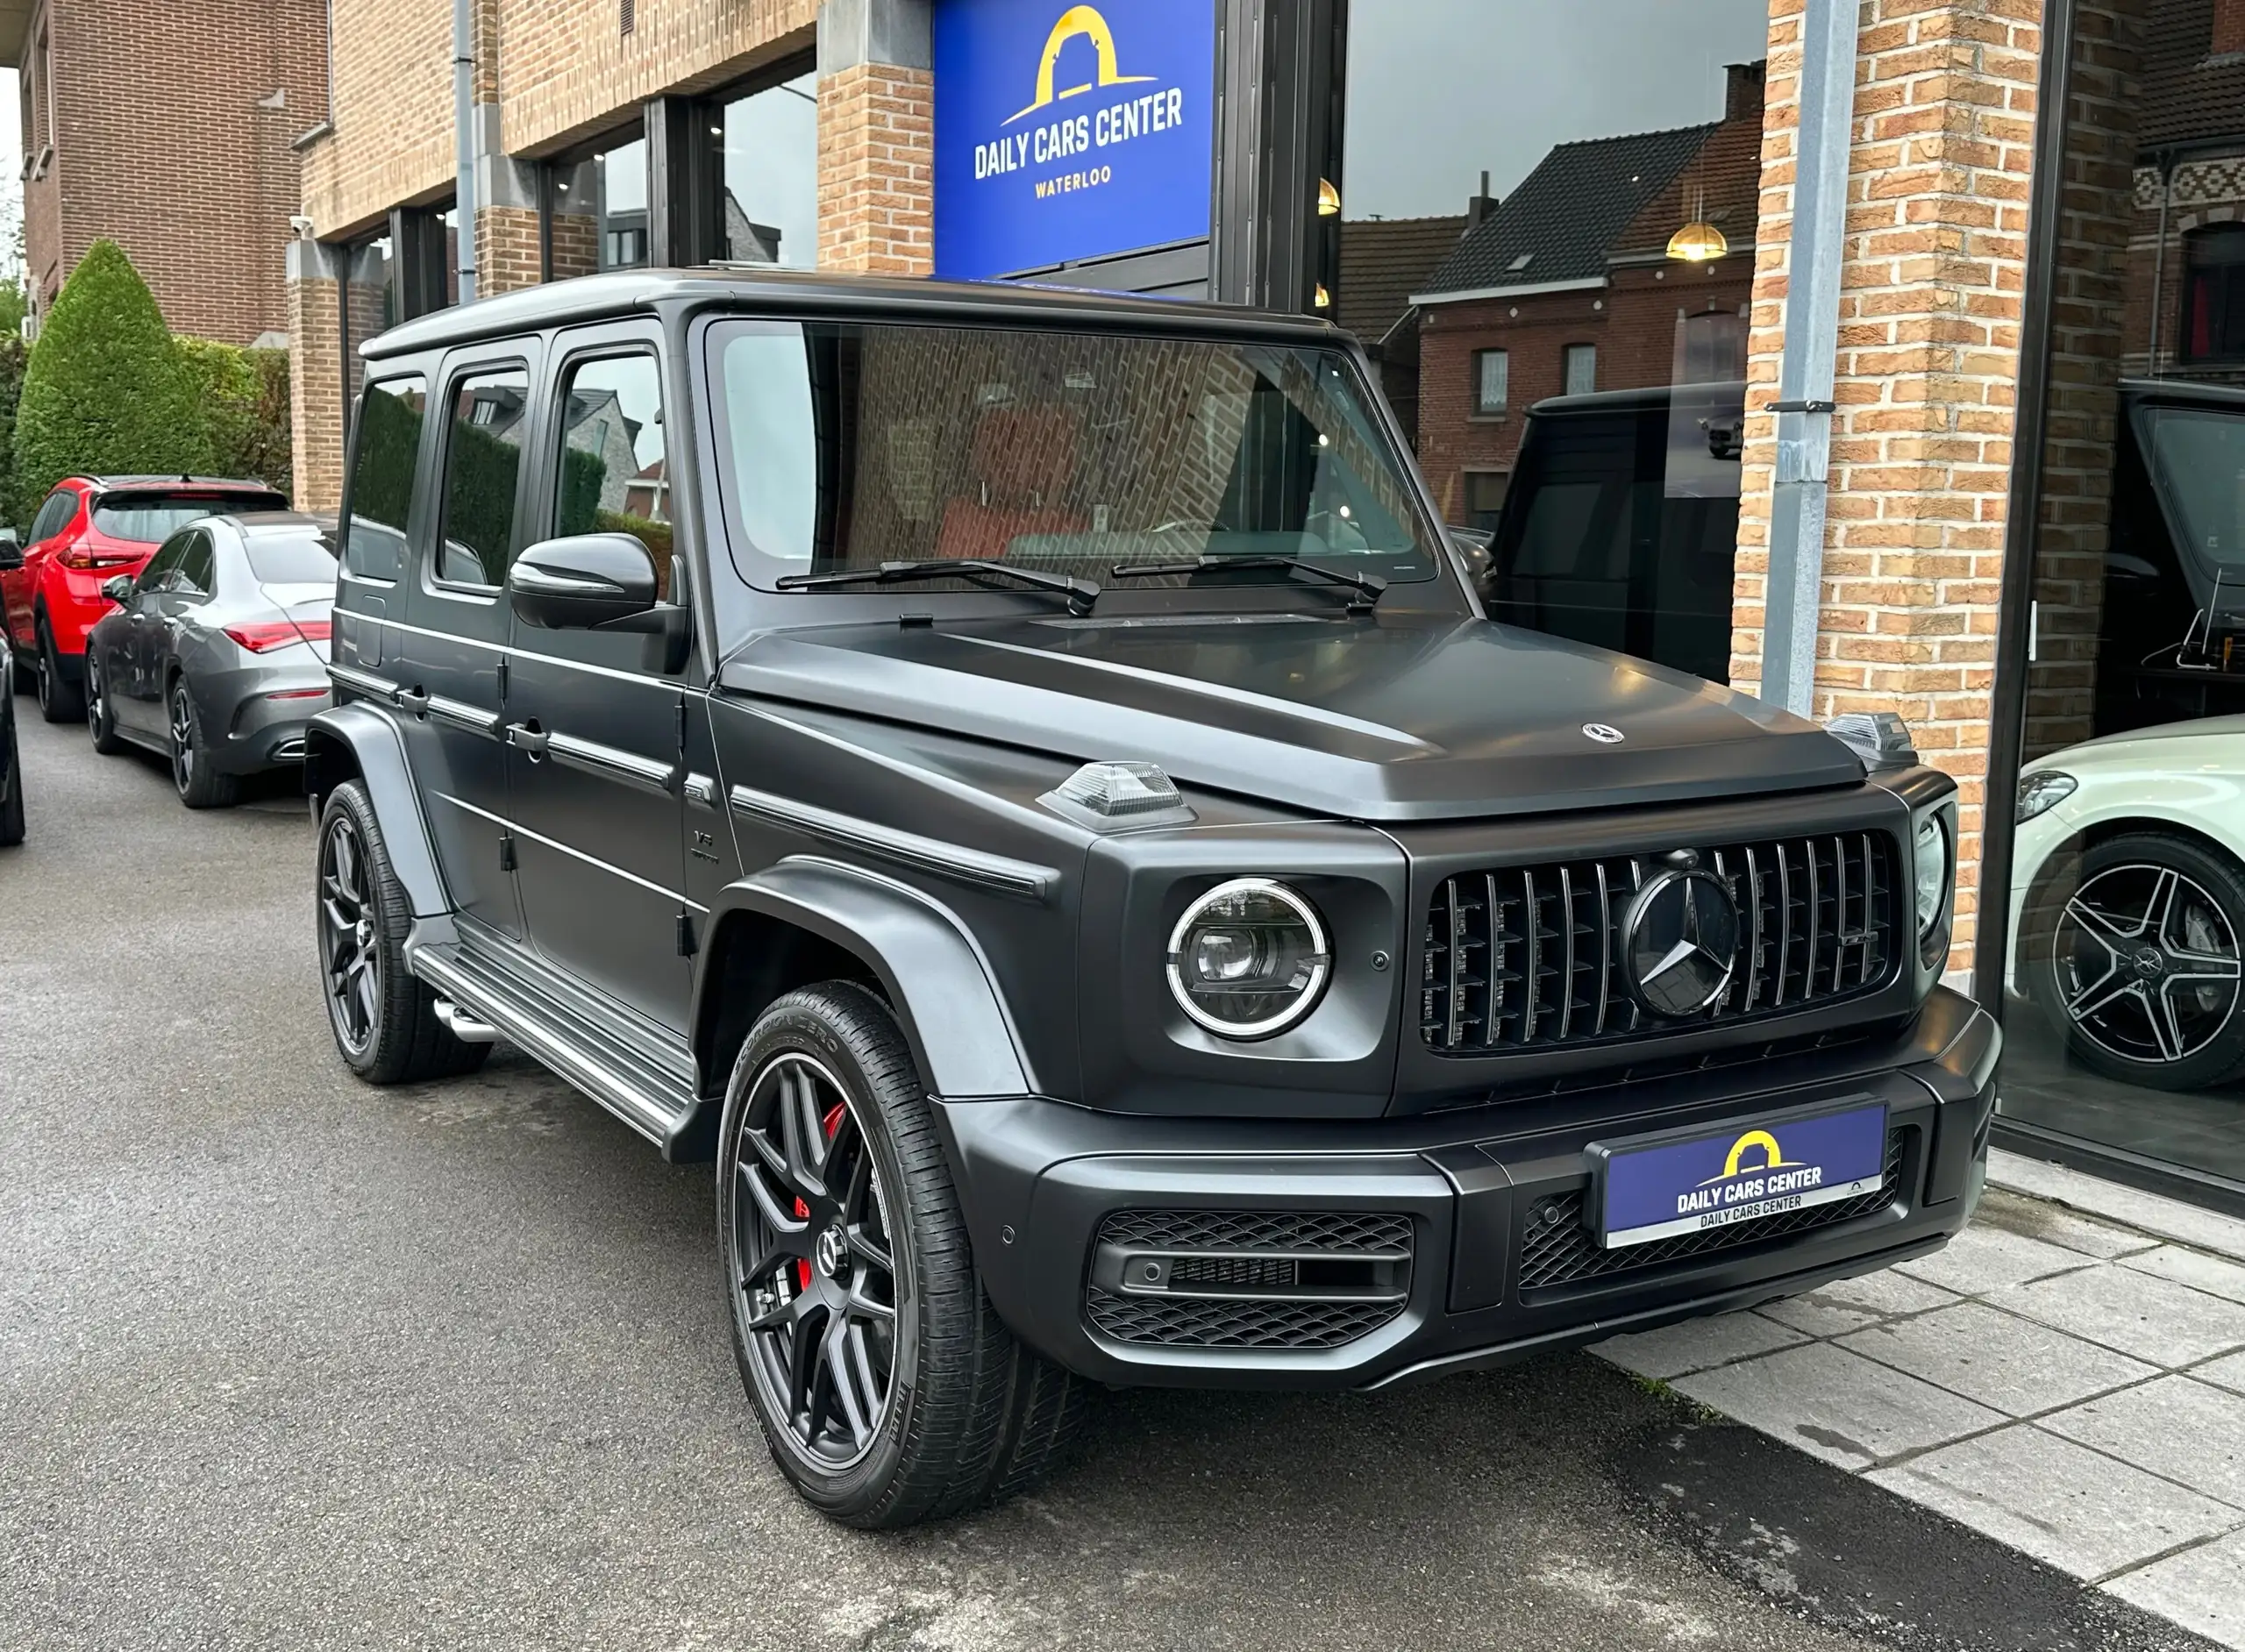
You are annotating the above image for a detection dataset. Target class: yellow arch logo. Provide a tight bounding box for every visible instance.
[1007,4,1156,124]
[1707,1129,1794,1185]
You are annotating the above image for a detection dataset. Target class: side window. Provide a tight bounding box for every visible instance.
[553,352,671,596]
[136,533,189,594]
[435,366,531,588]
[28,490,73,544]
[174,531,216,597]
[343,374,427,581]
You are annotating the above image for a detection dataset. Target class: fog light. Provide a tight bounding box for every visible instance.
[1165,879,1330,1039]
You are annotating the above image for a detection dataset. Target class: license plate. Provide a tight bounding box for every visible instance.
[1589,1100,1890,1250]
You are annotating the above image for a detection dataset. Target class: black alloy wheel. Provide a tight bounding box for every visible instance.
[85,655,125,754]
[2035,832,2245,1092]
[731,1050,902,1473]
[168,680,237,808]
[320,807,381,1061]
[35,619,82,723]
[315,780,489,1084]
[718,984,1085,1528]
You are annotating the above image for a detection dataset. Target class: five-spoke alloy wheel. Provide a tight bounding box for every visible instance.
[319,807,382,1060]
[2033,832,2245,1090]
[718,984,1083,1527]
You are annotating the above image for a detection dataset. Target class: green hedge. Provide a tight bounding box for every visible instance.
[14,240,211,520]
[177,336,290,495]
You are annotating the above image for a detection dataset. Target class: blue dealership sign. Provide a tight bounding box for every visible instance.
[1593,1102,1891,1250]
[934,0,1215,281]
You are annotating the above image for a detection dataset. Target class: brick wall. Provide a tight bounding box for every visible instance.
[24,0,326,343]
[817,61,933,274]
[289,267,344,511]
[478,204,544,295]
[1729,0,2043,972]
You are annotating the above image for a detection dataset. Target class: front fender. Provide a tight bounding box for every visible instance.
[304,703,452,920]
[698,856,1036,1100]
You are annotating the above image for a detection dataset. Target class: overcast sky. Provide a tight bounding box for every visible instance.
[1343,0,1773,221]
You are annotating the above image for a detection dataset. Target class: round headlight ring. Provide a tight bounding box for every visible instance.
[1165,878,1332,1040]
[1914,815,1951,940]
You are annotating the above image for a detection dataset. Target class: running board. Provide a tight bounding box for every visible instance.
[411,942,697,1150]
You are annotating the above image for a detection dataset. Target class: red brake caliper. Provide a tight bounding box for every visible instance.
[794,1102,848,1292]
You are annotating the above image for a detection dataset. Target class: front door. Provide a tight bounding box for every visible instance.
[116,530,190,733]
[392,355,537,943]
[502,331,694,1033]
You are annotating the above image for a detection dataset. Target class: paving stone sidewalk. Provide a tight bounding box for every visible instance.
[1595,1148,2245,1649]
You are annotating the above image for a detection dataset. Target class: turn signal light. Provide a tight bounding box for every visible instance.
[58,545,136,571]
[224,619,331,653]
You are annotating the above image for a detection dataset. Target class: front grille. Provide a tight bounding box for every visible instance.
[1422,831,1899,1055]
[1517,1128,1908,1292]
[1085,1209,1412,1350]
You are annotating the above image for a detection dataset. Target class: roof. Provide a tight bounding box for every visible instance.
[1334,216,1467,346]
[1415,124,1716,302]
[367,268,1344,360]
[2142,0,2245,152]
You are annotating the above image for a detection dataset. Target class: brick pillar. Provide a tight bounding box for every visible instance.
[477,206,544,296]
[287,239,347,515]
[816,0,934,274]
[1732,0,2043,973]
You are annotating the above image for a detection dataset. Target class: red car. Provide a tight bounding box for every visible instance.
[3,475,290,722]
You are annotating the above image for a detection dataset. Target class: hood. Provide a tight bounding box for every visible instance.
[2032,713,2245,768]
[719,611,1864,822]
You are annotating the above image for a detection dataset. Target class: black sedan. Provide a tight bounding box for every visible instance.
[83,512,334,808]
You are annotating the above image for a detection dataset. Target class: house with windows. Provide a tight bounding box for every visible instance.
[11,0,326,343]
[1410,62,1764,530]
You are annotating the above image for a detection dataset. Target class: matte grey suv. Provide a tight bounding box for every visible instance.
[305,269,1999,1528]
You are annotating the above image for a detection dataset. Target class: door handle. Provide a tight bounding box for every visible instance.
[506,721,549,758]
[396,686,431,716]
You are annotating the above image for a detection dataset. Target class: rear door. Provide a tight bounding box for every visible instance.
[6,490,77,651]
[391,350,540,943]
[118,532,190,732]
[501,324,695,1031]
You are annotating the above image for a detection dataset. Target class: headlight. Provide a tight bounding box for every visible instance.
[1914,815,1950,939]
[2015,771,2078,824]
[1166,879,1331,1038]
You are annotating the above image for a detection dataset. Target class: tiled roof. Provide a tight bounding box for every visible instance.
[1335,215,1467,345]
[2142,0,2245,152]
[1415,124,1715,299]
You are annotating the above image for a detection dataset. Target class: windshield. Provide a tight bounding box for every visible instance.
[708,320,1439,593]
[94,491,288,544]
[244,531,338,586]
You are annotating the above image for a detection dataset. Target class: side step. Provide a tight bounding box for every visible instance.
[411,939,699,1150]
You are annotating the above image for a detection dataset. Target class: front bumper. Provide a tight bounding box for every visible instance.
[933,987,1999,1391]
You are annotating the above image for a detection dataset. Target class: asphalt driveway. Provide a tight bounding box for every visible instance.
[0,712,2213,1651]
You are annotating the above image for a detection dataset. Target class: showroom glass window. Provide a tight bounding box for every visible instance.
[1985,0,2245,1197]
[545,130,649,277]
[710,68,819,267]
[1340,0,1771,688]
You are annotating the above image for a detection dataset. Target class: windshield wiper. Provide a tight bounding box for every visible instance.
[1108,555,1386,611]
[776,559,1100,616]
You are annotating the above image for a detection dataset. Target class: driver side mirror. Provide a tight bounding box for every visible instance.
[101,574,136,603]
[0,532,20,573]
[509,533,659,630]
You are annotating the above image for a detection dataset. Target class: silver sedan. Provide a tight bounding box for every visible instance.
[82,512,334,808]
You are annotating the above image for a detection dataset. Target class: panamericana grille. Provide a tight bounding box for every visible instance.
[1085,1209,1412,1350]
[1517,1128,1908,1292]
[1422,832,1899,1055]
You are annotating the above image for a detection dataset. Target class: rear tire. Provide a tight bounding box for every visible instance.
[169,679,239,809]
[0,688,23,848]
[85,655,125,755]
[317,780,490,1084]
[718,982,1085,1528]
[35,619,82,723]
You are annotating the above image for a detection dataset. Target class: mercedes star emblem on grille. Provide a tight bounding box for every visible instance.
[1582,723,1624,744]
[1622,867,1743,1018]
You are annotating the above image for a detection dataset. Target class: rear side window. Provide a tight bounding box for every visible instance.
[344,375,428,580]
[27,491,75,543]
[245,531,338,586]
[436,367,531,587]
[92,492,286,544]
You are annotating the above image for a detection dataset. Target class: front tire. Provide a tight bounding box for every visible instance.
[86,655,125,754]
[35,619,82,723]
[718,983,1084,1528]
[2028,831,2245,1092]
[0,687,23,848]
[317,780,490,1084]
[169,679,239,808]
